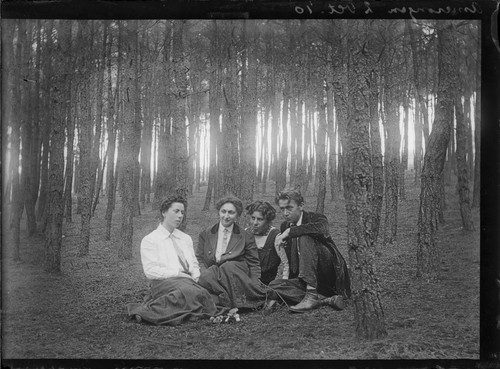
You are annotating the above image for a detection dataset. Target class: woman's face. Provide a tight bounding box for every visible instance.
[250,211,269,234]
[219,202,238,228]
[162,202,185,232]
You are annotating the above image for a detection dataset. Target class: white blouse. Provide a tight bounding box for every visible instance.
[140,224,200,281]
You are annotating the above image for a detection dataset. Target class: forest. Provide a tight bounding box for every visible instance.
[2,18,485,360]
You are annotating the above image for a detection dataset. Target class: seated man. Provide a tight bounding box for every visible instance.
[265,189,351,313]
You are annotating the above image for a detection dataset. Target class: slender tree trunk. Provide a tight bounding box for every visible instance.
[261,105,270,194]
[454,94,475,231]
[9,19,23,261]
[22,23,37,235]
[472,59,480,207]
[104,23,119,240]
[369,70,383,244]
[400,93,410,200]
[239,19,258,204]
[203,21,221,210]
[45,20,71,273]
[382,69,400,246]
[326,81,337,200]
[315,89,327,214]
[416,21,454,280]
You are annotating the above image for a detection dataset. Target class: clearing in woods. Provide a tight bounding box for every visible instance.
[2,179,479,360]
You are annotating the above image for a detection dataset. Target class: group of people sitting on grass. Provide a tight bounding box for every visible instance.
[127,189,351,326]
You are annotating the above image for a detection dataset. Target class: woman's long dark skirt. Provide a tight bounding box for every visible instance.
[198,261,267,309]
[127,276,223,326]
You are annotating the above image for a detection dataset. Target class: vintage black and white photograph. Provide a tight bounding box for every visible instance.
[2,9,492,362]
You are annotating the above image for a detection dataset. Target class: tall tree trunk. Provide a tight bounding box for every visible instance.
[260,104,270,194]
[63,91,75,223]
[416,21,454,280]
[454,94,475,231]
[104,22,119,240]
[345,20,386,340]
[220,21,240,197]
[8,19,24,261]
[239,19,258,204]
[276,81,289,194]
[315,89,327,214]
[22,22,37,235]
[400,93,410,200]
[326,81,337,201]
[369,70,383,244]
[119,20,140,260]
[171,20,189,203]
[203,21,221,210]
[382,67,400,246]
[89,21,107,216]
[472,57,480,207]
[45,20,71,273]
[77,20,94,256]
[407,20,424,182]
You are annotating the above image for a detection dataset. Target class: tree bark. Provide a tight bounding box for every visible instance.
[472,57,480,207]
[104,22,119,240]
[77,20,94,256]
[315,89,327,214]
[344,20,386,340]
[369,70,383,244]
[45,20,71,273]
[119,20,140,260]
[416,21,454,280]
[454,94,475,231]
[239,19,258,204]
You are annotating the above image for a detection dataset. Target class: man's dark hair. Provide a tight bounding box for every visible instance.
[215,195,244,216]
[245,200,276,222]
[159,195,187,221]
[274,189,304,206]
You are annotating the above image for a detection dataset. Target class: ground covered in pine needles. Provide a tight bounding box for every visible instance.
[2,179,480,362]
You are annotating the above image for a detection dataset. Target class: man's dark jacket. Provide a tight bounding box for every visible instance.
[280,211,351,298]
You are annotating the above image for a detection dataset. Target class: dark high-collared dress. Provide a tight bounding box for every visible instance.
[196,223,267,309]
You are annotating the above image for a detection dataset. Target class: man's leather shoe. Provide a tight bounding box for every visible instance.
[289,291,321,313]
[322,295,344,310]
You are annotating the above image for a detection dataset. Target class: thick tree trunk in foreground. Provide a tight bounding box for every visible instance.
[416,21,454,280]
[345,21,386,340]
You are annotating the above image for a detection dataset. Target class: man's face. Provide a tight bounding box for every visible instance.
[277,199,303,224]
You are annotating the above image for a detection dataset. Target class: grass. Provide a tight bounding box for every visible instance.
[1,177,480,360]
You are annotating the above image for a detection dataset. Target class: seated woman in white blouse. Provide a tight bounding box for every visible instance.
[127,195,221,326]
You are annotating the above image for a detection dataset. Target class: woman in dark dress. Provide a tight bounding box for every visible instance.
[196,196,267,309]
[245,200,289,285]
[127,195,222,325]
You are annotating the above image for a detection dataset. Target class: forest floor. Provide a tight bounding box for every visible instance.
[2,178,480,361]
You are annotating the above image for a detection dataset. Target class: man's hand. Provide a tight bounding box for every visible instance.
[274,228,291,250]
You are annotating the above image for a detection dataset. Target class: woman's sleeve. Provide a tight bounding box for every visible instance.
[244,233,262,280]
[140,236,179,280]
[185,236,200,281]
[195,230,208,273]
